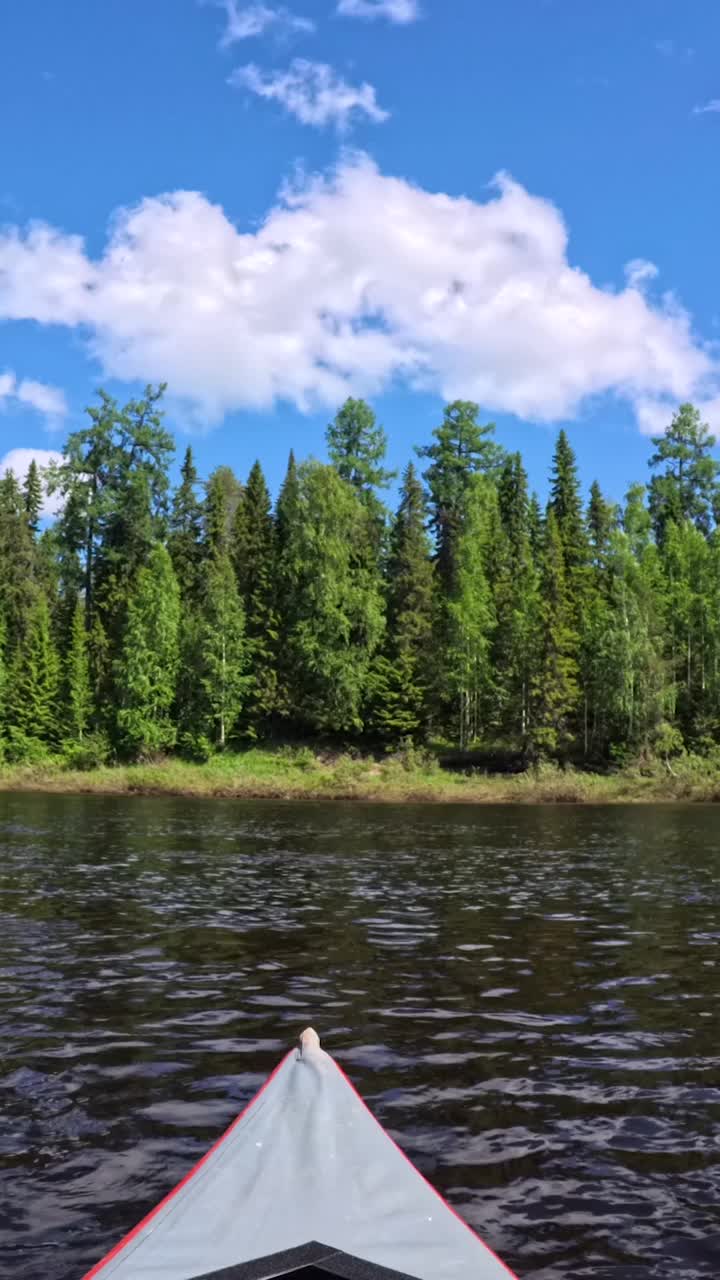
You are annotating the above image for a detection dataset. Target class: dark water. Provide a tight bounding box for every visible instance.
[1,797,719,1280]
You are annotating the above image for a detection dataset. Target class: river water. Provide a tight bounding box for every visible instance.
[1,795,719,1279]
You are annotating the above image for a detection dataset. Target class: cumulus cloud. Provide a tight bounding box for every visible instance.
[218,1,314,46]
[0,370,68,423]
[230,59,389,128]
[693,98,720,115]
[0,447,64,516]
[624,258,659,291]
[337,0,419,22]
[0,155,716,433]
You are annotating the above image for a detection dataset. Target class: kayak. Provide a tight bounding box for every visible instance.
[82,1029,518,1280]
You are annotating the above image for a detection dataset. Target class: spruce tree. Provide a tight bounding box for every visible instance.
[7,592,60,747]
[446,475,497,748]
[232,461,277,735]
[649,403,720,542]
[198,550,247,748]
[65,599,94,742]
[371,462,434,742]
[275,451,302,721]
[277,462,384,733]
[24,460,43,536]
[168,446,204,601]
[326,399,395,498]
[417,401,503,593]
[494,454,541,740]
[532,508,579,757]
[114,545,180,758]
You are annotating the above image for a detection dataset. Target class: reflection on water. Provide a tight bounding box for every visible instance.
[1,796,719,1278]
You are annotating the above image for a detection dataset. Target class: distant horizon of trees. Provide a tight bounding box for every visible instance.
[1,385,719,768]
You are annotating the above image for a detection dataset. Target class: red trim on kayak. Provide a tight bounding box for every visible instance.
[81,1051,293,1280]
[333,1059,521,1280]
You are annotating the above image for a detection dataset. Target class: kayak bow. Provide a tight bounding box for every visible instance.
[83,1029,518,1280]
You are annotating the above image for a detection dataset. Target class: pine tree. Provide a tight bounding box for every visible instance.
[24,460,43,536]
[65,599,94,742]
[0,470,36,648]
[168,446,204,601]
[587,480,617,573]
[326,399,395,498]
[275,451,302,721]
[204,466,242,555]
[198,551,247,748]
[277,462,384,733]
[371,463,434,742]
[549,429,588,580]
[232,461,277,735]
[494,454,541,741]
[446,475,497,748]
[114,545,180,758]
[7,592,60,747]
[649,403,720,542]
[532,508,579,756]
[417,401,503,593]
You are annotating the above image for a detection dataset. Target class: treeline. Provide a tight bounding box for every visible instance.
[1,387,719,767]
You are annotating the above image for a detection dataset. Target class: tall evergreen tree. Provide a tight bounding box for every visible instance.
[446,475,497,748]
[532,508,579,756]
[196,551,247,749]
[24,460,43,536]
[168,446,204,601]
[371,463,434,742]
[114,545,180,758]
[65,599,94,743]
[277,462,384,733]
[0,470,36,649]
[648,403,720,542]
[232,461,277,735]
[7,592,60,747]
[417,401,503,593]
[326,399,394,499]
[494,454,541,740]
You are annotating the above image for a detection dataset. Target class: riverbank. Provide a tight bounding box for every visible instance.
[0,747,718,803]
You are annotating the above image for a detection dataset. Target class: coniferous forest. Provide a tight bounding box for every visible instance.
[2,386,720,772]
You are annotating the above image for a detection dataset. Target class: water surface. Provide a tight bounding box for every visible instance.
[1,796,719,1279]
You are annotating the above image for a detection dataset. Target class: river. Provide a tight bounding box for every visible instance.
[1,795,719,1278]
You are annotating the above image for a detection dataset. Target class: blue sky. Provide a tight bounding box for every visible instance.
[1,0,719,509]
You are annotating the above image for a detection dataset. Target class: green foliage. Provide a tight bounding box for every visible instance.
[276,461,385,733]
[168,446,204,601]
[371,463,434,742]
[7,592,60,744]
[649,403,720,542]
[326,398,395,498]
[196,551,247,748]
[232,461,277,734]
[65,600,94,742]
[417,400,503,593]
[114,544,180,758]
[24,460,43,535]
[4,386,720,772]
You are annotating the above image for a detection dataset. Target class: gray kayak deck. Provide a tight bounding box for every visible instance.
[83,1031,517,1280]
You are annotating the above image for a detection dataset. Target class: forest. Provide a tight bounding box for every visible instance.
[1,387,719,772]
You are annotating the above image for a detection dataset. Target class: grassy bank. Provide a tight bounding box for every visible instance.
[0,746,719,803]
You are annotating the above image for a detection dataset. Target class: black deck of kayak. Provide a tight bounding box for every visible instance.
[189,1240,419,1280]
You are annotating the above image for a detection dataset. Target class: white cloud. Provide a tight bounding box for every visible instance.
[230,59,389,128]
[0,155,716,433]
[0,447,64,516]
[624,258,659,291]
[218,2,314,46]
[337,0,419,22]
[0,370,68,423]
[693,99,720,116]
